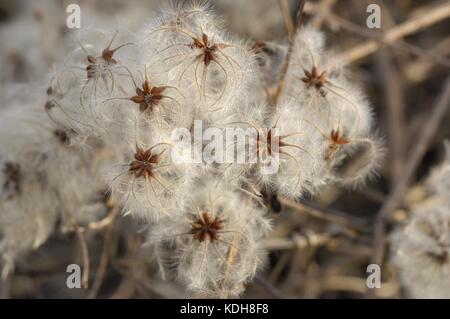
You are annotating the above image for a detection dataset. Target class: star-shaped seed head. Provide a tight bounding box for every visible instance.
[130,80,167,113]
[129,147,160,179]
[326,129,349,160]
[191,212,224,242]
[302,66,328,97]
[190,33,227,66]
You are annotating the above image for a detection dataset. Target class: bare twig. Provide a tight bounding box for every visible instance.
[268,252,291,283]
[368,76,450,297]
[272,0,307,106]
[354,187,385,204]
[323,275,398,298]
[110,279,135,299]
[221,233,241,298]
[278,195,367,232]
[75,226,90,289]
[328,11,450,68]
[255,274,286,298]
[277,0,294,37]
[89,205,120,230]
[404,36,450,82]
[226,236,239,266]
[337,2,450,65]
[311,0,335,29]
[0,273,12,299]
[87,231,110,298]
[264,232,331,250]
[375,49,405,184]
[87,211,117,298]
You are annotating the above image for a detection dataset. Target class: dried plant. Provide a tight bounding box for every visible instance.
[391,142,450,298]
[0,1,386,298]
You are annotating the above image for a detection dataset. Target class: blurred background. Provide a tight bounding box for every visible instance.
[0,0,449,298]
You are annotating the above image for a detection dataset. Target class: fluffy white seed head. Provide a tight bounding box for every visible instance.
[0,1,383,297]
[426,140,450,196]
[391,201,450,298]
[143,1,257,116]
[108,116,188,221]
[147,177,271,298]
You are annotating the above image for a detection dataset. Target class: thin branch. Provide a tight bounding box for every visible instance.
[278,195,367,232]
[404,36,450,82]
[87,212,117,298]
[337,1,450,65]
[75,226,90,289]
[368,75,450,297]
[264,232,331,250]
[327,10,450,68]
[255,274,286,298]
[311,0,335,29]
[0,273,12,299]
[110,279,135,299]
[375,49,405,185]
[323,276,398,298]
[88,205,120,230]
[268,251,291,283]
[226,233,239,270]
[272,0,307,106]
[277,0,294,37]
[354,187,385,204]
